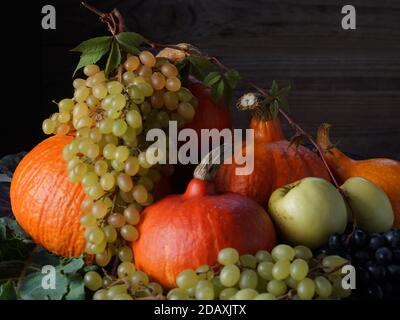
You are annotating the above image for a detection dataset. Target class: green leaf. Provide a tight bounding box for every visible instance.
[270,80,279,96]
[224,69,240,89]
[60,258,85,275]
[187,56,214,69]
[222,80,233,106]
[203,72,221,88]
[0,217,29,241]
[189,63,206,81]
[269,100,279,119]
[211,79,225,104]
[0,280,17,300]
[71,36,113,76]
[65,275,85,300]
[105,40,122,77]
[70,36,112,54]
[19,270,69,300]
[116,32,145,54]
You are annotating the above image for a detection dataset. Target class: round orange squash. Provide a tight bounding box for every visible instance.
[10,135,86,257]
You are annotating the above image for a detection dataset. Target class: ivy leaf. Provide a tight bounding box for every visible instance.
[116,32,145,55]
[105,40,122,77]
[64,275,85,300]
[211,79,225,104]
[224,69,240,89]
[0,280,17,300]
[187,56,214,70]
[203,72,221,88]
[60,258,85,275]
[71,36,112,76]
[189,63,206,82]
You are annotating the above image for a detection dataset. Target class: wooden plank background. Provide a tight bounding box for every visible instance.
[38,0,400,159]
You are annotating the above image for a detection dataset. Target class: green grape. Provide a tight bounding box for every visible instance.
[130,271,149,286]
[111,160,125,172]
[195,265,214,280]
[58,111,71,123]
[88,184,105,200]
[107,213,126,228]
[100,173,115,191]
[138,65,152,79]
[68,157,81,171]
[118,246,133,262]
[112,119,128,137]
[219,264,240,287]
[117,261,136,278]
[156,111,169,128]
[145,147,164,165]
[95,250,111,267]
[177,87,193,102]
[177,102,195,121]
[195,286,214,300]
[113,293,133,300]
[124,56,140,72]
[93,289,109,300]
[86,95,99,109]
[138,166,149,177]
[59,98,75,112]
[80,196,93,212]
[104,133,119,145]
[114,146,130,162]
[94,160,108,176]
[106,284,128,299]
[42,119,56,134]
[103,143,116,160]
[72,102,89,119]
[101,95,114,109]
[290,258,309,281]
[314,276,332,298]
[218,247,239,266]
[57,123,71,135]
[272,260,291,280]
[267,279,287,297]
[142,194,154,206]
[124,156,140,176]
[255,250,273,262]
[256,277,268,293]
[107,81,124,94]
[120,224,139,241]
[119,190,135,203]
[234,288,258,300]
[123,205,141,225]
[138,152,152,169]
[297,278,315,300]
[73,163,88,177]
[111,93,126,111]
[167,288,189,300]
[122,71,135,85]
[92,83,108,99]
[132,185,148,204]
[219,288,238,300]
[126,109,142,129]
[103,225,117,243]
[99,118,113,134]
[75,115,93,129]
[150,90,165,109]
[161,63,178,78]
[140,101,152,115]
[128,86,145,104]
[271,244,295,261]
[86,144,100,160]
[78,138,92,154]
[322,255,348,274]
[84,64,100,77]
[91,200,109,219]
[132,76,147,86]
[138,176,154,191]
[294,245,313,260]
[50,112,60,121]
[137,83,154,97]
[73,78,86,89]
[139,50,156,67]
[163,91,179,110]
[80,212,96,227]
[63,145,74,161]
[212,276,224,297]
[239,254,258,269]
[329,275,351,298]
[150,72,166,90]
[176,269,199,290]
[84,271,103,291]
[74,86,90,102]
[254,293,276,300]
[67,140,80,154]
[85,226,105,244]
[285,276,299,289]
[147,282,163,296]
[89,127,102,143]
[239,269,258,289]
[257,262,274,281]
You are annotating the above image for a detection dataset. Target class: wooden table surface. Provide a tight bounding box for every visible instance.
[40,0,400,159]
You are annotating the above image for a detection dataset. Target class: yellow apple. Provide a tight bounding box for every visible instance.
[268,177,347,248]
[340,177,393,232]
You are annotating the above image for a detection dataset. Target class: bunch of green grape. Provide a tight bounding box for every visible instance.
[42,50,197,299]
[167,245,352,300]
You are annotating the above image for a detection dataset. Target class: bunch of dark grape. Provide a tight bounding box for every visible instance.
[317,229,400,299]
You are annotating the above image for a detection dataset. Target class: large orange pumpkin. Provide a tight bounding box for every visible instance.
[10,135,86,257]
[214,108,330,206]
[317,123,400,228]
[133,157,276,289]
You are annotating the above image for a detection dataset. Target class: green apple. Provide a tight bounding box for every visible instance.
[268,177,347,248]
[340,177,393,233]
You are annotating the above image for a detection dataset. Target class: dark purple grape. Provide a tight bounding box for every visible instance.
[392,249,400,263]
[387,265,400,280]
[367,262,386,280]
[315,247,330,257]
[353,250,370,265]
[375,247,393,265]
[366,283,384,299]
[368,233,384,252]
[379,281,393,298]
[383,230,400,248]
[351,229,368,248]
[329,233,344,251]
[357,267,370,285]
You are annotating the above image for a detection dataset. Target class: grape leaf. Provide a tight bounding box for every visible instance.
[211,79,225,104]
[116,32,145,54]
[64,275,85,300]
[224,69,240,89]
[0,217,29,241]
[105,40,122,77]
[187,56,214,70]
[60,258,85,275]
[0,280,17,300]
[19,271,69,300]
[203,72,221,88]
[70,36,112,54]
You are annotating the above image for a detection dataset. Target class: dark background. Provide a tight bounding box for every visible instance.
[2,0,399,159]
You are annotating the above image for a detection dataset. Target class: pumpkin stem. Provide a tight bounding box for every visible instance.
[316,123,333,150]
[194,145,229,181]
[237,93,274,120]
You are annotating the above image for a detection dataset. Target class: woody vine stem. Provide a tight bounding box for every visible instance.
[81,1,339,188]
